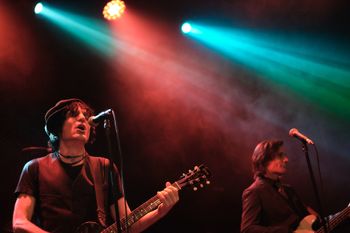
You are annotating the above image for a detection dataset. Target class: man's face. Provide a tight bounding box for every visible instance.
[266,146,288,176]
[61,106,91,144]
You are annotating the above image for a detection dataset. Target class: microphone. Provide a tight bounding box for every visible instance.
[289,128,314,145]
[88,109,112,125]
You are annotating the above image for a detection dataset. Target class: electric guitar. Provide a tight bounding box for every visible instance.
[295,204,350,233]
[75,164,211,233]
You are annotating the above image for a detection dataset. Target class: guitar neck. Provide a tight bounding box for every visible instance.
[101,182,181,233]
[100,195,161,233]
[317,206,350,233]
[94,163,211,233]
[122,195,162,230]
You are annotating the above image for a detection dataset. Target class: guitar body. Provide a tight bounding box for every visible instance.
[295,203,350,233]
[75,221,104,233]
[294,215,318,233]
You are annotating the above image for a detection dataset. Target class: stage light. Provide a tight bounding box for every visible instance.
[103,0,126,20]
[183,22,350,119]
[181,22,192,34]
[33,4,115,56]
[34,2,43,14]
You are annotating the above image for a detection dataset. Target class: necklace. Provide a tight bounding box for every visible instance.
[58,151,85,159]
[56,151,86,165]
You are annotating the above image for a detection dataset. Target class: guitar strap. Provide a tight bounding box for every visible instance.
[86,156,110,228]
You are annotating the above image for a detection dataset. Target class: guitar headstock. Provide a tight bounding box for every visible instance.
[175,164,211,191]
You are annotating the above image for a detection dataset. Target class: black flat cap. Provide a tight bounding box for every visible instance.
[44,98,85,136]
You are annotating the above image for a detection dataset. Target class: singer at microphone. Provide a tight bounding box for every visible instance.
[289,128,314,145]
[13,98,180,233]
[88,109,112,126]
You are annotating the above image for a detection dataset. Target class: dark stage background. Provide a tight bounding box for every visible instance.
[1,0,350,232]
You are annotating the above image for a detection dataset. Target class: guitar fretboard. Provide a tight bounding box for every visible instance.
[100,195,161,233]
[317,205,350,233]
[96,167,210,233]
[122,195,162,230]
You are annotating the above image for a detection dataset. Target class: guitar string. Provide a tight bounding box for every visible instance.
[101,197,162,233]
[317,206,350,233]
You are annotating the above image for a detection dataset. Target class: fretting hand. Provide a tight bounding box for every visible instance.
[156,182,179,217]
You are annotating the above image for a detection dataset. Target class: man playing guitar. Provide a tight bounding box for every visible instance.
[240,140,320,233]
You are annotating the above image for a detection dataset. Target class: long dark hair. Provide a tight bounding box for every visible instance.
[251,139,284,179]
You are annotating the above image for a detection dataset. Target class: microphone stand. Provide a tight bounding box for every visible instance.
[104,118,122,232]
[301,142,328,233]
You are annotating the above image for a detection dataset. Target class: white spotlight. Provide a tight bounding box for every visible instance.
[34,2,43,14]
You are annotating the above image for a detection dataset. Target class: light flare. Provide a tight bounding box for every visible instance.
[103,0,126,20]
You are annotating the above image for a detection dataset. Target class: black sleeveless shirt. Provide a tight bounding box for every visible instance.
[15,153,122,233]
